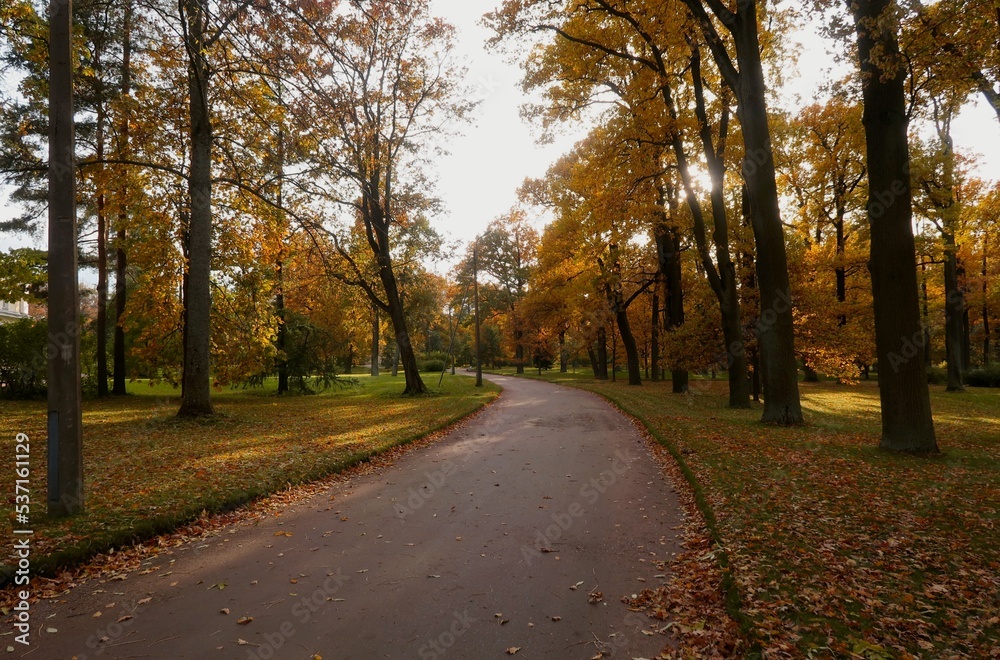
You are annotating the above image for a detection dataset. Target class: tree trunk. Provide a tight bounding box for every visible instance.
[596,326,609,380]
[111,4,131,397]
[751,349,762,402]
[730,7,801,424]
[178,0,214,417]
[344,344,353,375]
[984,241,991,366]
[836,205,848,326]
[850,0,937,452]
[515,328,525,374]
[650,289,660,382]
[559,330,567,373]
[371,303,380,376]
[47,0,84,515]
[615,306,641,385]
[587,346,599,377]
[276,258,289,394]
[95,100,109,397]
[655,186,688,393]
[944,245,965,391]
[921,260,932,367]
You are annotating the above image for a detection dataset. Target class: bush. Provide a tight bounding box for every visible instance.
[926,366,948,385]
[0,318,48,399]
[421,359,446,373]
[966,365,1000,388]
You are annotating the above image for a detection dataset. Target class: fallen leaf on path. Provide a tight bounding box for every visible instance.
[137,597,152,605]
[237,616,253,625]
[117,615,132,623]
[570,581,584,590]
[505,648,520,655]
[220,608,230,615]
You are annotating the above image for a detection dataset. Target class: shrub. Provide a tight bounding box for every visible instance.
[926,366,948,385]
[966,365,1000,388]
[421,359,446,373]
[0,318,48,399]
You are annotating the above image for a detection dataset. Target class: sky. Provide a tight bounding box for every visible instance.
[1,1,998,257]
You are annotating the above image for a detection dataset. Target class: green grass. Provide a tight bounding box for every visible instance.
[0,373,499,583]
[497,367,1000,658]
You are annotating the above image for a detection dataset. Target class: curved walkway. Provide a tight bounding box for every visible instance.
[18,374,683,659]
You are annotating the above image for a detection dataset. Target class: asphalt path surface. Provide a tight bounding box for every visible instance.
[16,374,684,659]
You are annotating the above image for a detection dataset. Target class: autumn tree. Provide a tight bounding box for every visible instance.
[843,0,939,452]
[260,0,472,395]
[488,0,799,419]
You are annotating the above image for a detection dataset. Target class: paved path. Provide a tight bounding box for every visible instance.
[17,375,683,659]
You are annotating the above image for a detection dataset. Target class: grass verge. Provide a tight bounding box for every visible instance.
[0,374,499,584]
[495,368,1000,658]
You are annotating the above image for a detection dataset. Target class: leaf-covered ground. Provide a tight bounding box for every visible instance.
[0,374,498,581]
[503,369,1000,659]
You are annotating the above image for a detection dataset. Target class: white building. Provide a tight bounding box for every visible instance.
[0,300,30,323]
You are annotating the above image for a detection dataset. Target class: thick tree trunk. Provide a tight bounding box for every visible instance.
[95,101,109,397]
[111,5,131,397]
[731,8,801,424]
[595,326,609,380]
[944,246,965,391]
[371,304,380,377]
[851,0,937,452]
[178,0,214,417]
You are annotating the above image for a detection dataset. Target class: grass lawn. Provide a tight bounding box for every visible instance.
[0,373,498,582]
[495,367,1000,658]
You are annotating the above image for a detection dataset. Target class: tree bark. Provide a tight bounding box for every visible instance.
[650,289,660,382]
[111,3,131,397]
[559,330,567,373]
[178,0,214,417]
[276,258,289,394]
[595,326,609,380]
[922,260,933,367]
[371,303,380,377]
[514,328,525,374]
[944,245,965,391]
[95,100,109,397]
[655,216,688,393]
[850,0,937,452]
[615,305,641,385]
[730,7,801,424]
[984,241,991,366]
[587,346,599,377]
